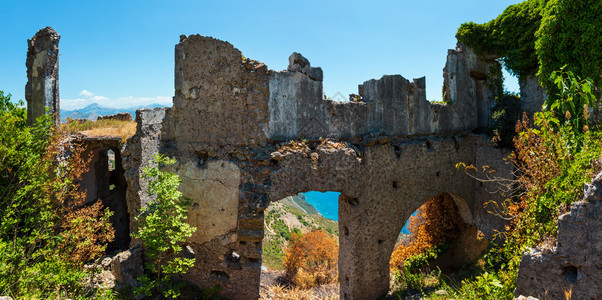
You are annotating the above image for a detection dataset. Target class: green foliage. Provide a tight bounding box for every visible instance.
[457,0,602,97]
[451,70,602,299]
[456,0,542,77]
[491,92,522,147]
[403,244,446,273]
[535,0,602,90]
[132,154,197,298]
[392,245,446,294]
[274,219,291,240]
[0,91,115,299]
[543,67,597,132]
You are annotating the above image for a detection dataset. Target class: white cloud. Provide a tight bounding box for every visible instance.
[61,90,172,110]
[79,89,94,97]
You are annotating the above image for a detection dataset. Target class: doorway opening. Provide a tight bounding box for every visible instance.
[260,191,340,298]
[80,147,131,253]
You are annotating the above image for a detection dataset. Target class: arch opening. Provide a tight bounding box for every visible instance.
[389,193,488,296]
[260,191,341,298]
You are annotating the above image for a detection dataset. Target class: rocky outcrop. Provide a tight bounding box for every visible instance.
[25,27,60,126]
[97,113,133,122]
[514,172,602,299]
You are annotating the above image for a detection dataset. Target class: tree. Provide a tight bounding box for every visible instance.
[132,154,196,298]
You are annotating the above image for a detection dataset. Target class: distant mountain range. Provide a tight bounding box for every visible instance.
[60,103,166,122]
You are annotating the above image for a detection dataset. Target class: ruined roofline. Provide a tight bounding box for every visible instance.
[164,34,501,147]
[266,43,499,140]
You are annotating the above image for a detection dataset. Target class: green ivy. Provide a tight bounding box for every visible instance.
[457,0,602,95]
[536,0,602,90]
[456,0,542,77]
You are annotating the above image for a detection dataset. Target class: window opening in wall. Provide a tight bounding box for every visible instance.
[107,149,115,171]
[389,193,488,297]
[107,149,116,190]
[260,191,340,298]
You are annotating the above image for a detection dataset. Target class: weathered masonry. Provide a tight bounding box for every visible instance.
[26,27,60,126]
[27,28,521,299]
[123,36,513,299]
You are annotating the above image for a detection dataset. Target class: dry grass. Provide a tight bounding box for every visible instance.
[260,284,338,300]
[61,119,137,142]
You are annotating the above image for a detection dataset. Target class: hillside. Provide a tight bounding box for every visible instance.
[60,103,165,122]
[262,194,338,270]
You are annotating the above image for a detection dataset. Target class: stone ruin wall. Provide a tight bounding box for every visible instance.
[25,27,60,126]
[268,43,501,141]
[22,27,521,299]
[119,35,513,299]
[514,172,602,299]
[24,25,596,300]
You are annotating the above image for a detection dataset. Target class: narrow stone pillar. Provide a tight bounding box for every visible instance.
[519,74,546,117]
[25,27,60,126]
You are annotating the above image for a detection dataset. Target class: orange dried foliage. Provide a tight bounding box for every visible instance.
[42,130,115,264]
[390,194,464,270]
[511,113,560,195]
[283,229,338,289]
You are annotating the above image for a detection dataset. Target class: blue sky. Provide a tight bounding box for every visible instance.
[1,0,521,110]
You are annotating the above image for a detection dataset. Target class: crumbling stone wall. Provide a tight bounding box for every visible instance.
[514,172,602,299]
[97,113,133,122]
[268,43,501,140]
[122,108,168,245]
[519,74,547,117]
[119,34,511,300]
[25,27,60,126]
[19,27,520,299]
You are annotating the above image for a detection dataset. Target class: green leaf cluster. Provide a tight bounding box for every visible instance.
[457,0,602,93]
[132,154,197,299]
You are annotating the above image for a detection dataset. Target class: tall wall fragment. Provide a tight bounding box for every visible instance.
[519,74,547,117]
[122,107,168,245]
[25,27,60,126]
[514,172,602,299]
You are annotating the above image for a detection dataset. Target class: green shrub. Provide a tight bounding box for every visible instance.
[132,154,196,299]
[454,69,602,299]
[0,91,115,299]
[457,0,602,97]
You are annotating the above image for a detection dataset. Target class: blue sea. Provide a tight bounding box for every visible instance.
[303,191,412,234]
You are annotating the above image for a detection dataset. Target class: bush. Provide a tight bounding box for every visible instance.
[454,69,602,298]
[0,91,115,298]
[283,229,338,289]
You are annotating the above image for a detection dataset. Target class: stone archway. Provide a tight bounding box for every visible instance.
[121,35,512,300]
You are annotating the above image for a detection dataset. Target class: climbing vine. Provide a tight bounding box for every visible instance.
[456,0,542,78]
[457,0,602,94]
